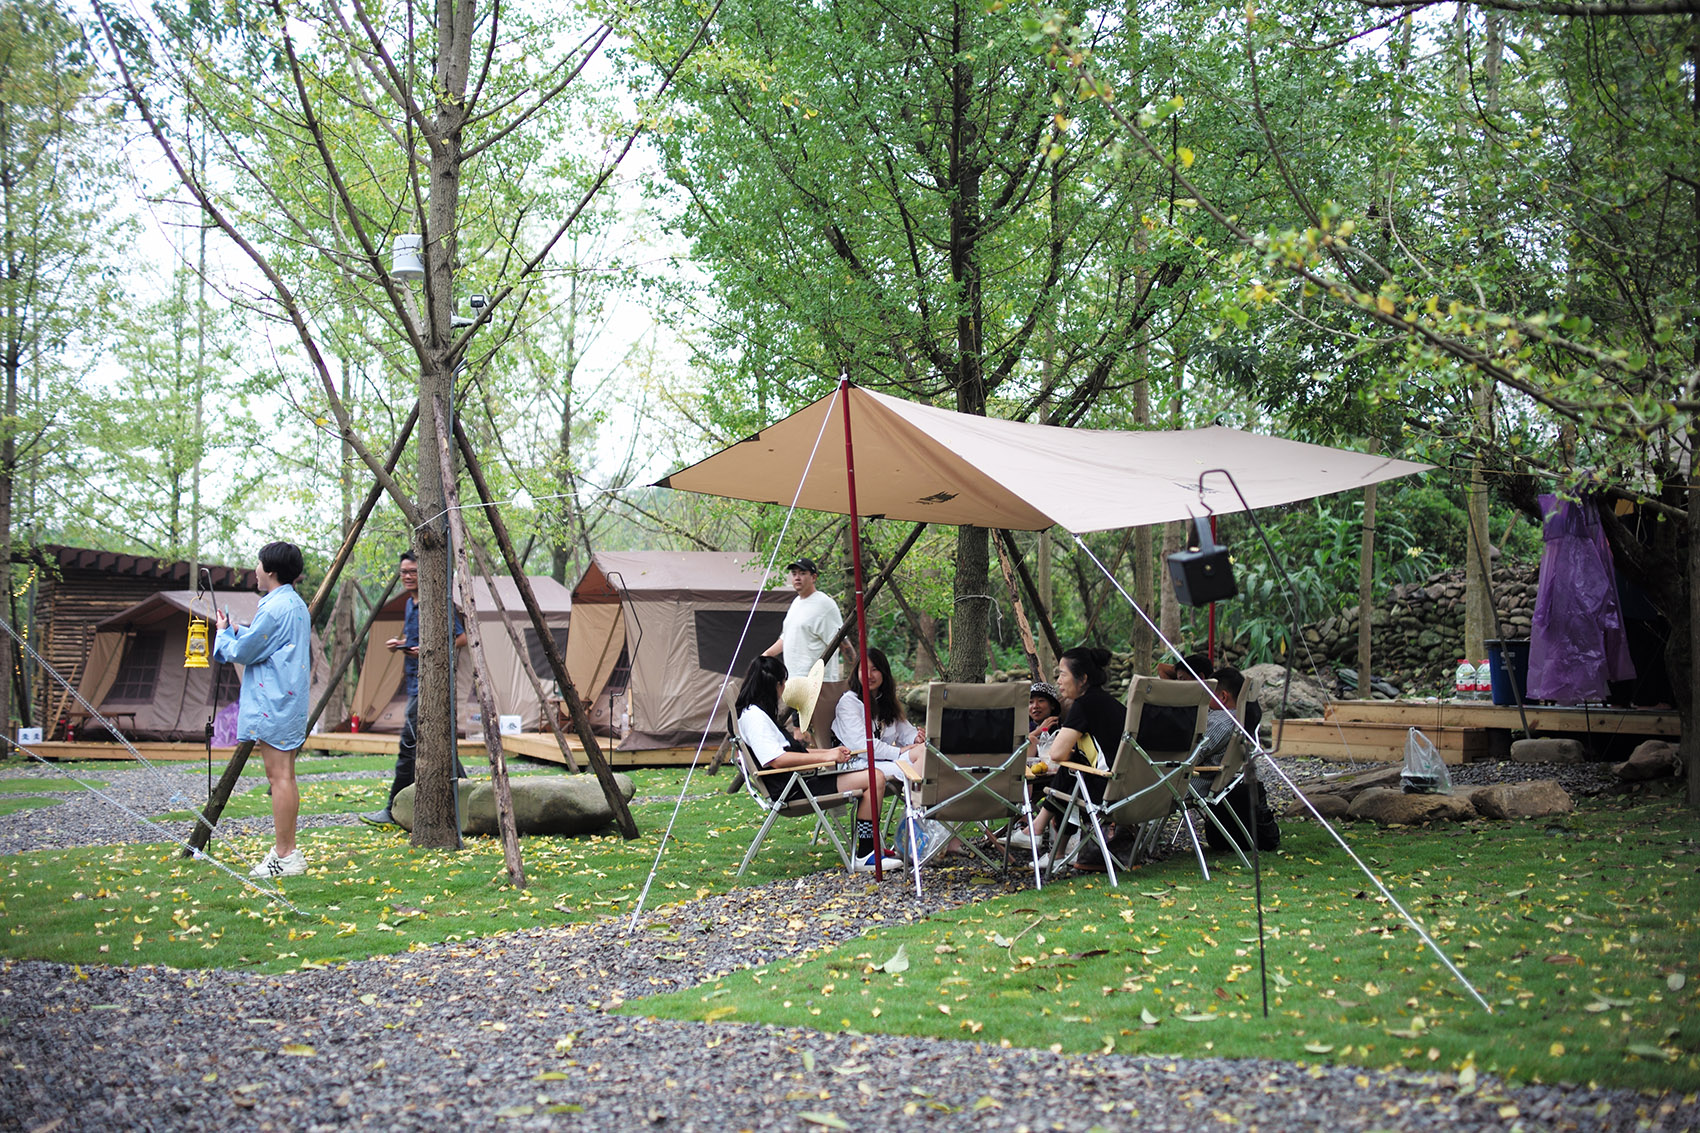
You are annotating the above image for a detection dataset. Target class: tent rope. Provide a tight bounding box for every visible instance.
[0,615,245,855]
[627,396,844,930]
[1071,534,1493,1014]
[1,737,312,917]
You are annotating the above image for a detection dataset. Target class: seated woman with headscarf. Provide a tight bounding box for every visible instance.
[736,654,900,873]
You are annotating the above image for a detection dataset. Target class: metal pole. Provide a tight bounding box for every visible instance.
[840,378,883,878]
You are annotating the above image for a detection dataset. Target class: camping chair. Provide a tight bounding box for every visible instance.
[1045,676,1216,886]
[728,713,868,878]
[899,681,1040,892]
[1181,673,1263,871]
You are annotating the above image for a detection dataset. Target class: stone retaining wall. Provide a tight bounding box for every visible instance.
[985,564,1540,698]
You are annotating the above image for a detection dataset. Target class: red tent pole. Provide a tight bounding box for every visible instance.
[840,378,884,878]
[1207,513,1218,661]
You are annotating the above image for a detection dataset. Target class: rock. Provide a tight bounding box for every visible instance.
[1469,779,1574,820]
[1612,740,1682,781]
[1286,793,1350,820]
[1242,663,1332,719]
[1347,787,1477,825]
[393,773,637,836]
[1509,737,1588,764]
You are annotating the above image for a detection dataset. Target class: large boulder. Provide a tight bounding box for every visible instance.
[1467,779,1574,820]
[1612,740,1682,781]
[1242,663,1331,719]
[1347,787,1477,826]
[1286,765,1403,809]
[393,774,636,837]
[1509,737,1587,764]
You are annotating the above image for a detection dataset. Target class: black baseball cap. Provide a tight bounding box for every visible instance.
[786,558,820,574]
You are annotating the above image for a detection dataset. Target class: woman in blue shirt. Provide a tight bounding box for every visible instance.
[214,541,313,879]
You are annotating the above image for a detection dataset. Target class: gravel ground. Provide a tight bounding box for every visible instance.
[1,761,1694,1132]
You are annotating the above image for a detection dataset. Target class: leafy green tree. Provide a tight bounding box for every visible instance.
[649,0,1198,680]
[0,0,125,737]
[93,0,717,844]
[1030,0,1699,800]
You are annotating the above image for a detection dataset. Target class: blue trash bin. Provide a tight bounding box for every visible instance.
[1485,639,1530,705]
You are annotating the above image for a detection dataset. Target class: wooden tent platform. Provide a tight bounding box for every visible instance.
[304,732,707,768]
[16,733,710,768]
[1277,699,1679,765]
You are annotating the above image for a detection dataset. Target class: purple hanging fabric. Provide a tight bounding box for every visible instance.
[1526,494,1636,702]
[212,700,240,747]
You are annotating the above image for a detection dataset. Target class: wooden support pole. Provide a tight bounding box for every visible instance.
[435,398,527,888]
[819,521,928,661]
[310,403,419,614]
[992,530,1041,679]
[466,537,581,773]
[995,529,1065,660]
[182,739,255,856]
[184,413,418,857]
[863,544,944,677]
[303,575,399,737]
[454,419,640,839]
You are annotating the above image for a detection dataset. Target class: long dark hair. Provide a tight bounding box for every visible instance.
[1059,645,1112,690]
[735,654,787,722]
[849,646,903,728]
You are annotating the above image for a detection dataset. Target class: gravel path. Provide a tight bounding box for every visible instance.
[1,761,1693,1132]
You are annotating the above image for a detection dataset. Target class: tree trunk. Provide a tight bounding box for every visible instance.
[1356,441,1379,698]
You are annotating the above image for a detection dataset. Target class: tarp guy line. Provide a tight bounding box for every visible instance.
[627,397,843,930]
[1072,534,1493,1014]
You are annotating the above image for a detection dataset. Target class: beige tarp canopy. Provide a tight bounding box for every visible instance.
[659,385,1432,533]
[565,551,793,750]
[77,590,328,742]
[348,575,572,734]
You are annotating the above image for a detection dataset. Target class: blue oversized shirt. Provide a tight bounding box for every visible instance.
[213,584,312,750]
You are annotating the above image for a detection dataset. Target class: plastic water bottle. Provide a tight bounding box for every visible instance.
[1453,659,1476,700]
[1476,659,1493,700]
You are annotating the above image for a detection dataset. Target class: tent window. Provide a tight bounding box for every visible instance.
[108,633,165,702]
[694,609,787,675]
[215,662,242,703]
[523,626,570,682]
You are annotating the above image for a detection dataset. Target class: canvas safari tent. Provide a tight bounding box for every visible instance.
[75,590,328,742]
[565,551,793,750]
[348,575,573,734]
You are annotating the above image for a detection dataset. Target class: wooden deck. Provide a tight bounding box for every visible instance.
[1277,699,1679,764]
[13,732,714,768]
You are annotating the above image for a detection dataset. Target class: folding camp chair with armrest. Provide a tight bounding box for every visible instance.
[900,681,1041,893]
[1046,676,1216,886]
[729,715,869,878]
[1182,674,1262,871]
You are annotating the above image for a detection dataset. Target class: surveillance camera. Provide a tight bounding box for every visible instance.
[469,293,488,310]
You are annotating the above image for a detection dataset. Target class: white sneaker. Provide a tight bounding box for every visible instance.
[250,847,307,879]
[1007,827,1037,849]
[852,850,903,874]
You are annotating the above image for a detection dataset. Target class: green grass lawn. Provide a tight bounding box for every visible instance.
[0,797,61,817]
[2,763,1693,1094]
[0,774,826,974]
[624,794,1700,1093]
[0,778,106,794]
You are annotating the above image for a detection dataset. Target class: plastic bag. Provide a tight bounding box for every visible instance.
[1400,727,1452,795]
[896,816,953,865]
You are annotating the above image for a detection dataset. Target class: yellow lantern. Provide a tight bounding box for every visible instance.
[184,617,210,669]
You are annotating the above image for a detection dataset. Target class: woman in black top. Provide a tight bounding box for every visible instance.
[1009,646,1125,853]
